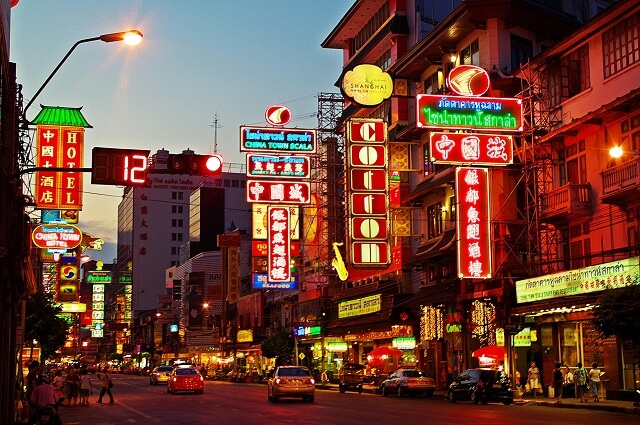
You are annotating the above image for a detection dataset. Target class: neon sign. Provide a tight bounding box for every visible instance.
[456,167,492,279]
[240,126,316,154]
[429,132,513,165]
[246,154,310,178]
[267,206,291,282]
[417,94,523,131]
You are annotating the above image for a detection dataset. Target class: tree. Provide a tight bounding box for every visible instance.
[261,330,294,366]
[592,284,640,341]
[24,291,70,359]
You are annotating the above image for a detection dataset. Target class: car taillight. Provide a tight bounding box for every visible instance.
[309,378,315,385]
[275,378,286,385]
[173,377,177,382]
[200,376,204,381]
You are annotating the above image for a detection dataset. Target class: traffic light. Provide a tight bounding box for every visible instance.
[167,153,223,175]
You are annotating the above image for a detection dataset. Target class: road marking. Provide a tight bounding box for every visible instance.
[116,401,161,422]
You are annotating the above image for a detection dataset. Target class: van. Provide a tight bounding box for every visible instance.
[338,363,365,393]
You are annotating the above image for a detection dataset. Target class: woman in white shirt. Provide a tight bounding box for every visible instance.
[589,363,602,401]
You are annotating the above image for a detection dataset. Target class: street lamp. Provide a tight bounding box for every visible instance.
[21,29,143,123]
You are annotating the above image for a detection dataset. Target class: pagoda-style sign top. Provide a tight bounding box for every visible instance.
[31,105,93,128]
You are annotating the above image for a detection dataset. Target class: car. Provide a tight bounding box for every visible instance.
[448,368,513,405]
[338,363,365,393]
[167,367,204,394]
[267,366,315,402]
[149,366,174,385]
[380,369,436,397]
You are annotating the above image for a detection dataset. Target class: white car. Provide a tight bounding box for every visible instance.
[380,369,436,397]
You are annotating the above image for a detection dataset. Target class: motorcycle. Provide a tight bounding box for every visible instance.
[35,404,62,425]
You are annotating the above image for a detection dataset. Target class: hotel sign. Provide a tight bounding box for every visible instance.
[430,132,513,165]
[456,167,492,279]
[338,294,381,318]
[32,224,83,249]
[240,126,316,154]
[417,94,523,132]
[516,257,640,303]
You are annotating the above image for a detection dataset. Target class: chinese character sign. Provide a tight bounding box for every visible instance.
[429,132,513,165]
[267,206,291,282]
[455,167,492,279]
[35,125,84,210]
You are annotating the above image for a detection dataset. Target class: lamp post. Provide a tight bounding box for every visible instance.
[21,29,143,123]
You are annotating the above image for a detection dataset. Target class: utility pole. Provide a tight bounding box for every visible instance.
[209,113,223,154]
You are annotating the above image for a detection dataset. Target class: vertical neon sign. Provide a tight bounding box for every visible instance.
[267,206,291,282]
[456,167,492,279]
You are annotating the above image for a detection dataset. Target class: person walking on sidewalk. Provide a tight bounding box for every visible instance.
[590,362,602,402]
[97,368,114,404]
[553,362,563,403]
[527,362,540,398]
[576,362,589,403]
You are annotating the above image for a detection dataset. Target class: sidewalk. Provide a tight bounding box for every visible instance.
[315,383,640,415]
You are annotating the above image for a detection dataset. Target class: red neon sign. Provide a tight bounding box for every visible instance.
[246,180,310,204]
[267,206,291,282]
[430,132,513,165]
[456,167,492,279]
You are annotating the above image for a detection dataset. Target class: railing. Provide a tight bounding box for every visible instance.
[601,157,640,197]
[540,183,591,219]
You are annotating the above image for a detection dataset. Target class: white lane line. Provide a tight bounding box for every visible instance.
[115,401,161,422]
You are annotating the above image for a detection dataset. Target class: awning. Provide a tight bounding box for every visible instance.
[405,228,456,266]
[472,345,505,359]
[402,168,455,205]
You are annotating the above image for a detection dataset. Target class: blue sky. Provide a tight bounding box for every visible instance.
[10,0,352,262]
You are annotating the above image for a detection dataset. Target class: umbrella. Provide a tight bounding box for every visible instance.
[369,346,404,357]
[472,345,506,359]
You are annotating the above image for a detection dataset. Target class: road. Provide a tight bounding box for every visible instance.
[55,374,633,425]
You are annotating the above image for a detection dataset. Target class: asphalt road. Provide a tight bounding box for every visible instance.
[54,374,634,425]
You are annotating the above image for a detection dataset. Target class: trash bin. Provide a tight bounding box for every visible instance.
[601,379,610,401]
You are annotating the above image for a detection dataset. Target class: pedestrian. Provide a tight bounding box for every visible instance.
[562,366,574,398]
[575,362,589,402]
[65,369,80,406]
[527,361,540,398]
[25,360,41,403]
[97,367,114,404]
[553,362,563,403]
[589,362,602,401]
[29,376,62,425]
[321,370,328,384]
[79,370,93,405]
[52,370,65,406]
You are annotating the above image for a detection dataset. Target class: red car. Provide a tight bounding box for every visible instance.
[167,367,204,394]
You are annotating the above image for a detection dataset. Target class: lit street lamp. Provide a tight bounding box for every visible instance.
[22,29,143,123]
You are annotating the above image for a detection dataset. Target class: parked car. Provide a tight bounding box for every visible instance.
[267,366,315,402]
[380,369,436,397]
[149,366,174,385]
[167,367,204,394]
[448,368,513,405]
[338,363,365,393]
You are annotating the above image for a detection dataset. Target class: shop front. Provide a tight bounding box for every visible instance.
[512,257,640,396]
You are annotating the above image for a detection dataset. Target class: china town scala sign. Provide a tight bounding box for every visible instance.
[32,224,83,249]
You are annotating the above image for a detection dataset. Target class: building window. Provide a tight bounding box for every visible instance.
[376,49,392,70]
[461,39,479,65]
[423,71,440,94]
[231,179,240,188]
[171,247,178,255]
[171,260,177,267]
[171,192,184,200]
[427,202,443,239]
[351,2,390,55]
[548,44,590,108]
[171,219,184,227]
[510,34,533,71]
[558,141,586,185]
[603,11,640,79]
[171,233,184,242]
[224,179,231,187]
[172,205,184,214]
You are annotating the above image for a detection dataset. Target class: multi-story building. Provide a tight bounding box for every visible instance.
[321,0,620,390]
[510,0,640,397]
[116,149,250,357]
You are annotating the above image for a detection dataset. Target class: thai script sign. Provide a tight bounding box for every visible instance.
[417,94,523,131]
[515,257,640,303]
[456,167,492,279]
[430,132,513,165]
[240,126,316,154]
[338,293,382,318]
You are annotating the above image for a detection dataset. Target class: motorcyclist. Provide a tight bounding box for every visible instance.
[29,376,62,424]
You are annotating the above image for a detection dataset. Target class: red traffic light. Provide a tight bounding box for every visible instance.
[167,154,223,175]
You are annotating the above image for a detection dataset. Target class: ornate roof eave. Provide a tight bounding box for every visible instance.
[30,105,93,128]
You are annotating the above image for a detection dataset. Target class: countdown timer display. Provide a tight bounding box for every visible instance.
[91,147,150,186]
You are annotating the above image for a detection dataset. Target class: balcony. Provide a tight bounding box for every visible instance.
[539,183,591,223]
[601,157,640,205]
